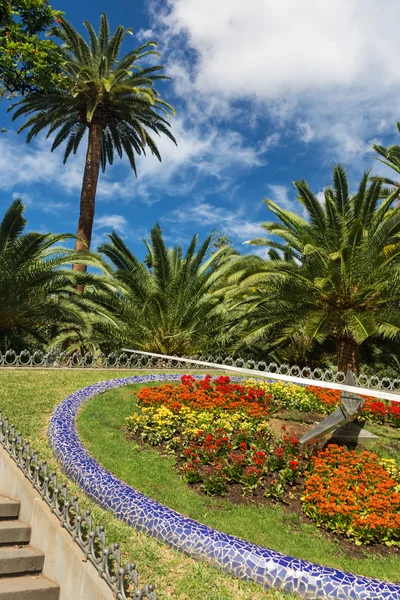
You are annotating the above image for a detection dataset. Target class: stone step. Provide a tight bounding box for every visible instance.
[0,521,30,545]
[0,498,19,520]
[0,575,60,600]
[0,546,44,576]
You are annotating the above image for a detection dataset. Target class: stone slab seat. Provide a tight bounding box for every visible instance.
[0,546,44,576]
[0,575,60,600]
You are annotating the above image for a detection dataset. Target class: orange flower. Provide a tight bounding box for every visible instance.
[136,375,272,419]
[302,445,400,544]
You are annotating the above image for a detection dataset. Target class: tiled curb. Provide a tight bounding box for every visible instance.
[48,374,400,600]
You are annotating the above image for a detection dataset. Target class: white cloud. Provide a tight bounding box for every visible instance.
[0,117,263,206]
[251,247,272,259]
[90,118,264,205]
[159,0,400,97]
[12,191,31,203]
[95,214,128,233]
[40,202,70,215]
[297,122,315,144]
[163,200,264,243]
[11,191,70,215]
[259,132,281,154]
[135,28,154,42]
[266,184,308,219]
[89,213,130,250]
[4,0,400,219]
[0,134,84,193]
[151,0,400,165]
[131,118,263,201]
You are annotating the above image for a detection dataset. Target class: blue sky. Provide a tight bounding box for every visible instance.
[1,0,400,259]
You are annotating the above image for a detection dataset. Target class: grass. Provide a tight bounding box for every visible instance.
[76,383,400,584]
[0,369,298,600]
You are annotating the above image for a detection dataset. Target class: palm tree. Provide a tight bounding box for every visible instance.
[9,13,176,286]
[373,125,400,192]
[74,225,239,356]
[225,166,400,374]
[0,199,117,348]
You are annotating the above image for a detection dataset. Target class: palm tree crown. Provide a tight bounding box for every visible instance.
[11,13,176,171]
[373,123,400,191]
[0,199,116,348]
[226,166,400,374]
[9,13,176,278]
[81,225,239,356]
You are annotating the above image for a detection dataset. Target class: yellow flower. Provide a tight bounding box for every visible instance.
[379,458,399,480]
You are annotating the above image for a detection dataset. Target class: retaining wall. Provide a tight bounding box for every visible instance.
[0,446,113,600]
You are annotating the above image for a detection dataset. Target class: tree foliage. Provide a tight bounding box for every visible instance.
[373,123,400,190]
[0,0,65,97]
[10,12,176,171]
[224,166,400,374]
[72,225,239,355]
[0,199,117,347]
[9,12,176,270]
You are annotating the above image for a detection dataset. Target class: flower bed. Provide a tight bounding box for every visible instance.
[307,386,400,427]
[302,445,400,546]
[127,375,312,501]
[126,375,400,546]
[245,379,400,427]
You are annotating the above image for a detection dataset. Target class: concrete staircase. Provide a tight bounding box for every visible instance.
[0,495,59,599]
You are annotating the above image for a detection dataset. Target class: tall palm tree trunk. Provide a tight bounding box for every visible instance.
[336,335,359,375]
[73,122,103,292]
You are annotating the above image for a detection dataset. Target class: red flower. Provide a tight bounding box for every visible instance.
[252,450,266,465]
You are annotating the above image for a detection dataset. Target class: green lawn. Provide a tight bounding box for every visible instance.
[0,369,297,600]
[76,383,400,584]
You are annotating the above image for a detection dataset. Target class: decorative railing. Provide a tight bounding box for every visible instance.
[0,411,157,600]
[122,350,400,403]
[1,347,400,399]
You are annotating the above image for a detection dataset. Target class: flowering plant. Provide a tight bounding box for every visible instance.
[126,376,400,546]
[137,375,272,418]
[127,376,311,499]
[245,379,327,414]
[178,427,307,497]
[302,445,400,545]
[244,379,400,429]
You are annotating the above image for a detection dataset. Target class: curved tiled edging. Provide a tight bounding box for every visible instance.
[48,374,400,600]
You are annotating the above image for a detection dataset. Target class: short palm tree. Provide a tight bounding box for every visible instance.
[0,199,117,347]
[9,13,176,281]
[77,225,239,355]
[226,166,400,374]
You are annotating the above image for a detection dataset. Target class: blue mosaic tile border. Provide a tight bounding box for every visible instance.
[48,374,400,600]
